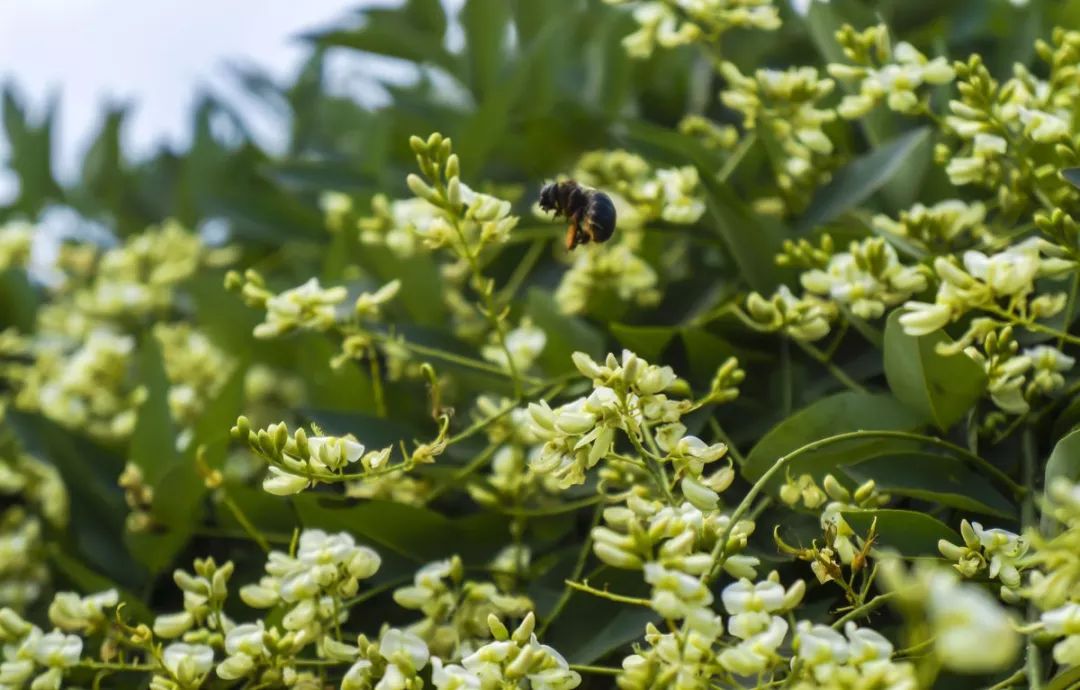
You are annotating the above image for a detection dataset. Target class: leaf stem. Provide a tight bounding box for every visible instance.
[794,339,868,393]
[830,592,896,630]
[1021,426,1044,690]
[569,664,622,677]
[564,579,652,607]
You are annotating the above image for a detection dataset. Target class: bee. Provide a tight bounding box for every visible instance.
[538,180,617,251]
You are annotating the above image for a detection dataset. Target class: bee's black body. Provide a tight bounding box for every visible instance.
[539,180,617,250]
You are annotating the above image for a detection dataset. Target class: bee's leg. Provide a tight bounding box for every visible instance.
[580,215,598,243]
[565,219,580,250]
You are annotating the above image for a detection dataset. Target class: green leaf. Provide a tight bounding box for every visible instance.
[461,0,511,101]
[526,289,605,376]
[1062,167,1080,190]
[129,337,180,486]
[742,392,923,492]
[843,453,1015,519]
[680,327,760,383]
[1044,429,1080,534]
[304,8,457,73]
[542,567,656,664]
[1046,665,1080,690]
[842,509,961,556]
[883,311,986,431]
[798,127,931,233]
[609,323,675,362]
[0,269,39,331]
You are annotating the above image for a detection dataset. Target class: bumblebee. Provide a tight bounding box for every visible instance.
[538,180,617,250]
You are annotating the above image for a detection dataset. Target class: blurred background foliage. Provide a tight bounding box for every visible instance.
[2,0,1080,682]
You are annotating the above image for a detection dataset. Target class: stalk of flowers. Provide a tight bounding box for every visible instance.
[936,29,1080,218]
[603,0,780,59]
[740,234,928,342]
[391,555,533,660]
[0,220,235,442]
[719,62,839,215]
[403,133,526,389]
[827,22,955,120]
[0,449,68,611]
[230,416,426,497]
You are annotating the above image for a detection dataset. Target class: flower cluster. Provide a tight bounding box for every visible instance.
[872,199,989,253]
[605,0,780,59]
[230,417,398,496]
[430,613,581,690]
[937,29,1080,216]
[939,519,1028,600]
[720,63,837,213]
[0,610,86,690]
[0,222,33,270]
[789,621,916,689]
[393,555,532,659]
[154,323,234,433]
[878,557,1022,674]
[828,23,955,119]
[240,530,381,640]
[0,220,234,441]
[900,238,1075,339]
[14,329,144,440]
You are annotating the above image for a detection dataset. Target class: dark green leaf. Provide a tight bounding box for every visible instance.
[798,128,931,233]
[883,311,986,431]
[842,509,961,556]
[742,392,923,492]
[1044,429,1080,534]
[843,453,1015,519]
[461,0,511,101]
[1046,665,1080,690]
[609,323,675,362]
[1062,167,1080,190]
[0,269,39,331]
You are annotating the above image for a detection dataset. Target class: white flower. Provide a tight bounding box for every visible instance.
[48,589,118,631]
[1018,106,1069,143]
[718,615,789,675]
[162,642,215,683]
[643,563,714,619]
[925,572,1020,672]
[963,245,1039,296]
[262,466,310,496]
[32,630,82,668]
[224,622,267,657]
[431,657,481,690]
[379,629,429,671]
[341,660,374,690]
[844,621,894,663]
[722,579,786,614]
[795,621,849,666]
[899,301,952,336]
[306,436,365,471]
[482,321,547,372]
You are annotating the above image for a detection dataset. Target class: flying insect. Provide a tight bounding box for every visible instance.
[538,180,617,251]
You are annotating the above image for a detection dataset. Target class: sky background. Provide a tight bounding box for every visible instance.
[0,0,390,196]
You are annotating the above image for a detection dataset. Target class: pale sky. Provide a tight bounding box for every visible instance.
[0,0,386,197]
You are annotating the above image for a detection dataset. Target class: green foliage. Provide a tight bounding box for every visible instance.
[2,1,1080,689]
